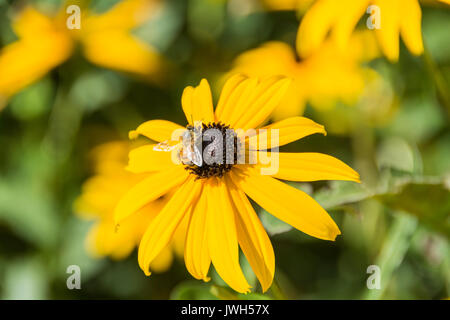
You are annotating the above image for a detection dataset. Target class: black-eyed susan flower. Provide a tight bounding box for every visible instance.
[297,0,449,61]
[75,141,185,272]
[227,30,380,120]
[114,75,360,293]
[0,0,164,110]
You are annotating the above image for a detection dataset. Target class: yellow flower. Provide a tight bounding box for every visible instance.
[296,0,439,61]
[115,75,360,293]
[0,0,164,109]
[75,141,185,273]
[227,30,380,119]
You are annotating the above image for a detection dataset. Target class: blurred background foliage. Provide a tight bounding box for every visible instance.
[0,0,449,299]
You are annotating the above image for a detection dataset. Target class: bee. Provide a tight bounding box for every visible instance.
[181,124,203,167]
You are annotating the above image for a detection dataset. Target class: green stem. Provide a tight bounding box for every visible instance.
[270,278,288,300]
[363,213,417,300]
[422,47,450,119]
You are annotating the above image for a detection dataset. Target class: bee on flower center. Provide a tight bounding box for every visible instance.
[181,122,240,179]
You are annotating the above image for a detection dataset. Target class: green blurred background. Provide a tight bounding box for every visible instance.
[0,0,449,299]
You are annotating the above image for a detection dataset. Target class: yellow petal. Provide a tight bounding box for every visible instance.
[194,79,215,123]
[12,7,55,37]
[138,176,202,275]
[215,74,248,121]
[226,176,275,292]
[181,86,195,125]
[86,218,136,261]
[233,77,292,130]
[331,0,370,52]
[247,116,326,150]
[83,0,158,31]
[90,141,130,174]
[220,77,259,127]
[181,79,215,124]
[127,144,178,173]
[75,174,136,219]
[399,0,423,56]
[86,222,114,258]
[232,42,298,79]
[109,237,137,260]
[219,78,260,127]
[150,245,174,273]
[172,213,190,258]
[259,152,360,182]
[270,82,306,121]
[129,119,184,142]
[0,33,72,98]
[81,31,163,76]
[226,43,306,120]
[114,166,189,224]
[262,0,308,11]
[230,168,341,241]
[206,178,251,293]
[184,190,211,281]
[217,76,286,128]
[373,0,400,61]
[296,0,342,57]
[86,196,162,260]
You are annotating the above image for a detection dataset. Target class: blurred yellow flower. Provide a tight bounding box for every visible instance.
[297,0,450,61]
[261,0,314,12]
[228,30,380,120]
[115,75,360,293]
[0,0,164,110]
[75,141,185,273]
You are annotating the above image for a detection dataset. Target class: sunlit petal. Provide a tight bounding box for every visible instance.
[114,167,189,224]
[129,119,184,142]
[206,178,251,293]
[231,168,341,241]
[399,0,423,56]
[181,79,215,124]
[127,144,178,173]
[373,0,401,61]
[296,0,342,57]
[184,189,211,281]
[247,116,326,150]
[259,152,360,182]
[233,77,292,130]
[81,31,163,76]
[138,176,202,275]
[226,176,275,292]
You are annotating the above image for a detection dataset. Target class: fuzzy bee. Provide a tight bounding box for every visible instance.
[180,125,203,167]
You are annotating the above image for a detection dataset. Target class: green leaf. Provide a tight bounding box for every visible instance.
[259,209,292,236]
[170,281,217,300]
[68,70,126,111]
[376,137,415,173]
[210,285,271,300]
[383,95,444,144]
[9,77,53,120]
[57,217,105,282]
[314,181,372,211]
[2,256,49,299]
[374,180,450,238]
[363,213,417,300]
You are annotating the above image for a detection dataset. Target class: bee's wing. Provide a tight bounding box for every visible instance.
[191,145,203,167]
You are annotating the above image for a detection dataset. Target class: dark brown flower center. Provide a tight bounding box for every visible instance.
[181,122,239,179]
